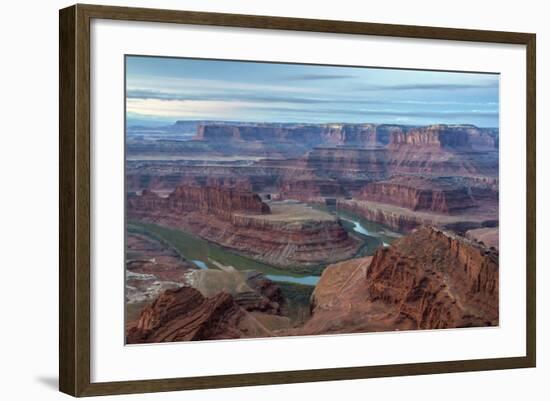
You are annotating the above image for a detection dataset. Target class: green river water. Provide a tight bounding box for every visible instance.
[127,208,401,287]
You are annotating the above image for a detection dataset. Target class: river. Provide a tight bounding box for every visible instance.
[129,210,399,287]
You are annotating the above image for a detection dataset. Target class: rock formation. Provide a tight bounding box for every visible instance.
[125,232,196,321]
[278,178,346,201]
[389,124,498,150]
[185,268,285,315]
[300,227,499,335]
[360,176,475,214]
[193,123,497,152]
[336,198,498,233]
[128,185,270,220]
[126,287,273,343]
[127,185,361,268]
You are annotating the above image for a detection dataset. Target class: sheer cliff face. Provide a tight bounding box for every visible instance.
[126,123,498,196]
[127,185,270,222]
[389,125,498,150]
[360,176,476,214]
[194,123,395,148]
[278,178,346,201]
[302,125,498,180]
[301,227,498,335]
[194,123,497,152]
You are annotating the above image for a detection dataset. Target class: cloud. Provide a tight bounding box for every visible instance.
[282,74,357,81]
[127,89,499,112]
[127,75,318,95]
[358,81,498,91]
[126,98,244,118]
[246,105,498,119]
[126,89,334,104]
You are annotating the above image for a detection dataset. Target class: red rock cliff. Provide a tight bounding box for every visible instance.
[389,125,498,150]
[365,227,498,329]
[128,185,270,222]
[301,227,498,335]
[127,186,361,268]
[126,286,272,343]
[360,176,475,214]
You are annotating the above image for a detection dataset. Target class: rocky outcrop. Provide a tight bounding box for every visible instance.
[337,198,498,234]
[194,123,396,148]
[185,268,285,315]
[360,176,475,214]
[305,147,389,183]
[336,199,425,232]
[125,232,195,321]
[389,124,498,150]
[126,287,272,343]
[300,227,499,335]
[128,187,361,268]
[128,185,270,222]
[365,227,498,329]
[194,123,497,152]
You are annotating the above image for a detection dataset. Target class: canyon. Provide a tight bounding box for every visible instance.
[127,184,361,269]
[125,120,499,343]
[126,287,276,343]
[301,227,499,334]
[126,226,499,342]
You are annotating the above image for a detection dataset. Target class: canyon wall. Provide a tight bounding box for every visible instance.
[194,123,497,152]
[194,123,397,148]
[127,185,270,222]
[127,185,361,268]
[301,227,499,335]
[360,176,475,214]
[389,124,498,150]
[364,227,498,329]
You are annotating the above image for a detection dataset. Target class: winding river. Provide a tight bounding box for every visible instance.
[129,209,400,287]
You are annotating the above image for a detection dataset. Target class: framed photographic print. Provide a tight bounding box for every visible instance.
[59,4,536,397]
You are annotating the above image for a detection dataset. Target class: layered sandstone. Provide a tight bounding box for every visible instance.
[389,124,498,150]
[128,185,270,221]
[278,178,346,201]
[126,287,273,343]
[194,123,396,148]
[305,147,389,182]
[337,198,498,233]
[300,227,499,335]
[128,186,361,268]
[360,176,475,214]
[193,123,497,152]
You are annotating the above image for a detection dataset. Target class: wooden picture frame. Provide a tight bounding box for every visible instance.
[59,3,536,397]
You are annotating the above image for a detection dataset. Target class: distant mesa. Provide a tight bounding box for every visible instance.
[127,121,498,159]
[359,175,476,214]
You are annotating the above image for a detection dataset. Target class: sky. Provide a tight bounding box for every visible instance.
[126,55,499,127]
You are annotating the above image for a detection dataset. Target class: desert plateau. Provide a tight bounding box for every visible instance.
[124,56,499,344]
